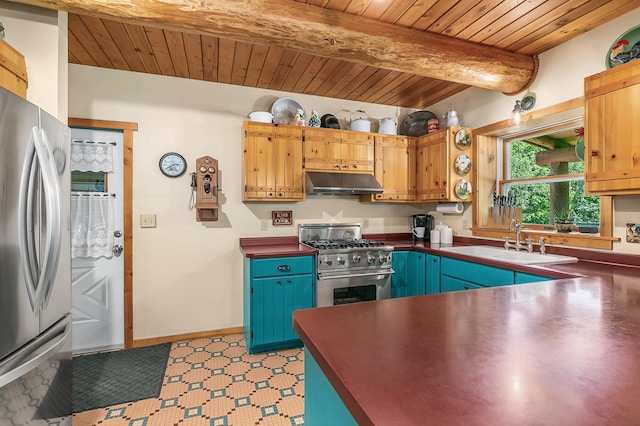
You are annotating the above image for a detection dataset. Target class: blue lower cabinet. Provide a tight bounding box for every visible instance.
[514,271,553,284]
[441,275,485,292]
[407,251,426,296]
[244,256,314,354]
[391,251,409,298]
[441,257,514,288]
[426,254,441,294]
[305,350,357,426]
[392,251,426,298]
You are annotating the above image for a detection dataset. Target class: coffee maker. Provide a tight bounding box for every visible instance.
[410,214,435,241]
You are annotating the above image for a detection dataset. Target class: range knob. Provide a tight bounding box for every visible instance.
[337,257,346,266]
[325,259,333,266]
[352,253,361,263]
[379,253,388,263]
[367,253,376,264]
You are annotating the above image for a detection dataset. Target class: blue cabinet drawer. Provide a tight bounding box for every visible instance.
[441,257,513,287]
[252,256,313,278]
[441,276,484,292]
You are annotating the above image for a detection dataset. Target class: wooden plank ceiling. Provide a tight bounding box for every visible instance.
[66,0,639,109]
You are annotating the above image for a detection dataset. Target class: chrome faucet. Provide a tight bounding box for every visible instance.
[504,221,534,252]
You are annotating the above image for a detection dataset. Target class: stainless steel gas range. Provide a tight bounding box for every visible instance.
[298,223,394,307]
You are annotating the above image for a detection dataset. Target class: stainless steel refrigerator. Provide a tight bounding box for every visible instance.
[0,87,72,424]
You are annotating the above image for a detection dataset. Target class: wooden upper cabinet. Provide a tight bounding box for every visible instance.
[0,39,28,99]
[303,127,342,170]
[416,127,473,202]
[584,60,640,194]
[303,128,374,172]
[361,135,416,202]
[340,131,374,172]
[243,122,304,201]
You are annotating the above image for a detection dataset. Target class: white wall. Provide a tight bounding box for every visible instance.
[68,66,434,339]
[0,2,67,120]
[427,8,640,254]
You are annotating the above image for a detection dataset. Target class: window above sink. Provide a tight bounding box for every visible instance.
[471,98,618,251]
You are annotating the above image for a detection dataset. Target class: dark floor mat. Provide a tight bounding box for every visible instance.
[72,343,171,412]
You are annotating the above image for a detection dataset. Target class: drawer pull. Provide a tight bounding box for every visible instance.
[277,265,291,272]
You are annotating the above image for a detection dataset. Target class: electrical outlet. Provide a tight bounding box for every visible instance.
[363,219,369,228]
[140,214,156,228]
[462,219,470,230]
[260,219,268,231]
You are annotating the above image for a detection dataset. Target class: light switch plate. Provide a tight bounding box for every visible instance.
[140,214,157,228]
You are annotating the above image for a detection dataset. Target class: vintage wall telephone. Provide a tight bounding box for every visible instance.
[190,156,219,221]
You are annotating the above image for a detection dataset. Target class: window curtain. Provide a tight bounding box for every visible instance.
[70,194,115,259]
[71,139,114,172]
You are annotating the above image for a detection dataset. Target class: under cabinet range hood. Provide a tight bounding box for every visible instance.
[305,171,384,195]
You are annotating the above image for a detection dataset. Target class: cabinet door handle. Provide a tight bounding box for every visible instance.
[276,280,283,285]
[278,265,291,272]
[464,285,469,289]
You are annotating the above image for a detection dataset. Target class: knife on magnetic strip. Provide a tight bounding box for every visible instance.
[492,193,499,224]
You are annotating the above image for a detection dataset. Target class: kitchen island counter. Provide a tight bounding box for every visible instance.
[293,273,640,425]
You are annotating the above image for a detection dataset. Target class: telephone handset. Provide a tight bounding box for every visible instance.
[193,156,219,221]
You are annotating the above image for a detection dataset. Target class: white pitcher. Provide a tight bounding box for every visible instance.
[379,117,397,135]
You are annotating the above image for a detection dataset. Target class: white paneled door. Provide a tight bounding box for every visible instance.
[70,128,124,354]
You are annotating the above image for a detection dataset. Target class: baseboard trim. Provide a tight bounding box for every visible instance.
[132,326,245,348]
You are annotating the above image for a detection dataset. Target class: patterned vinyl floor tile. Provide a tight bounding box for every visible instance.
[73,334,305,426]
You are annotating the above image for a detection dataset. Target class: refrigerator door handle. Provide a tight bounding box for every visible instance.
[35,128,62,310]
[18,127,62,313]
[0,313,70,388]
[18,127,43,312]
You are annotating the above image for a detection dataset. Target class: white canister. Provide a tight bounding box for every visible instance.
[379,117,397,135]
[430,229,441,244]
[441,228,453,246]
[350,110,371,132]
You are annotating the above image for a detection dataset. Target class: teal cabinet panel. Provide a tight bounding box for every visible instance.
[392,251,426,298]
[407,251,426,296]
[244,255,314,353]
[441,275,485,292]
[252,256,314,278]
[305,350,357,426]
[426,254,441,294]
[441,257,513,287]
[391,251,409,298]
[252,275,313,345]
[515,272,553,284]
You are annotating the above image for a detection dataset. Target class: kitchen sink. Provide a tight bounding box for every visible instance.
[438,245,578,265]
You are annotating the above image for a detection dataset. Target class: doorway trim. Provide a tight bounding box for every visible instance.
[69,117,138,348]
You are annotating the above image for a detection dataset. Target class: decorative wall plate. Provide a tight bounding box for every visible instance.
[606,25,640,68]
[454,179,472,200]
[455,129,471,150]
[454,154,471,176]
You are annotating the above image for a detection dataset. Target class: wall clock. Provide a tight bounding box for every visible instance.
[159,152,187,177]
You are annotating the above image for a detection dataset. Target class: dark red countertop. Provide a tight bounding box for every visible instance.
[239,236,316,258]
[293,274,640,425]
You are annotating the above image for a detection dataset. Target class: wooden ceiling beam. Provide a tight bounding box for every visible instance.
[15,0,538,94]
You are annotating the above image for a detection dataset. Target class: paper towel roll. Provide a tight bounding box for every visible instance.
[436,202,464,214]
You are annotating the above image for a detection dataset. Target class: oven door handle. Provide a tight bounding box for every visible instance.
[317,269,395,280]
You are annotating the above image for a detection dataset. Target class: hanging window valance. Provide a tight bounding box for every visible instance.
[71,139,115,172]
